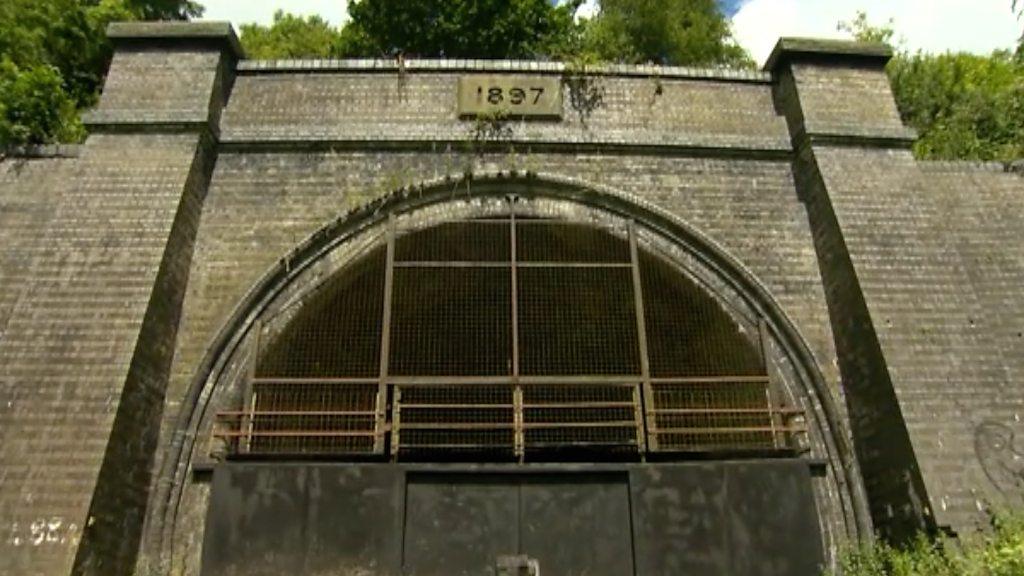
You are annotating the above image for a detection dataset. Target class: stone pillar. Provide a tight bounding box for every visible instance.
[0,22,240,576]
[769,38,991,542]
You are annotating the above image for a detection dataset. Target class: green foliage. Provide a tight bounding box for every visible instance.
[0,59,84,146]
[0,0,135,146]
[890,51,1024,162]
[0,0,201,147]
[840,11,1024,163]
[831,510,1024,576]
[580,0,753,68]
[341,0,580,59]
[837,11,896,46]
[1015,0,1024,60]
[124,0,202,20]
[239,11,344,59]
[0,0,133,108]
[234,0,752,67]
[233,0,753,67]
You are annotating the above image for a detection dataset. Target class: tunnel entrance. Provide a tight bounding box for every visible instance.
[196,196,834,576]
[214,207,805,461]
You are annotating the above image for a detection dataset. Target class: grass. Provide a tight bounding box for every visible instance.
[832,510,1024,576]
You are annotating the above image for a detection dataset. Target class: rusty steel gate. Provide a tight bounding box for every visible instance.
[215,210,805,460]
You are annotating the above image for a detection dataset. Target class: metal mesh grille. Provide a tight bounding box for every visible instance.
[218,212,803,460]
[395,384,515,457]
[257,250,385,378]
[640,252,764,377]
[517,222,631,263]
[650,378,775,451]
[523,384,640,450]
[518,267,640,375]
[395,221,510,262]
[247,380,378,454]
[390,267,512,376]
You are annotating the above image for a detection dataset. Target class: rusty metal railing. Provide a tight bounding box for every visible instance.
[215,377,383,456]
[390,379,643,460]
[214,376,805,459]
[646,376,806,453]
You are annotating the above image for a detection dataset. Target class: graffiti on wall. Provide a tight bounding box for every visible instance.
[975,421,1024,495]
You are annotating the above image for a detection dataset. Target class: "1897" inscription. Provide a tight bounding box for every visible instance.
[457,75,562,119]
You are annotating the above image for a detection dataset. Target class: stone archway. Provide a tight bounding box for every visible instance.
[142,173,871,575]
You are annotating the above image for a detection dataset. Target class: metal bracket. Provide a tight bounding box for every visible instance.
[496,555,540,576]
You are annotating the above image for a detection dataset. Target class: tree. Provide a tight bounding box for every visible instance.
[840,11,1024,163]
[0,59,84,146]
[124,0,202,20]
[837,11,896,46]
[1015,0,1023,59]
[0,0,134,147]
[581,0,752,67]
[0,0,202,147]
[341,0,580,58]
[0,0,130,107]
[889,51,1024,162]
[239,11,343,59]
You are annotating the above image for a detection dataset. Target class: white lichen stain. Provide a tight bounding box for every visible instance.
[7,517,78,547]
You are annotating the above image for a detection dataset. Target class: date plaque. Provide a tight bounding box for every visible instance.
[458,75,562,119]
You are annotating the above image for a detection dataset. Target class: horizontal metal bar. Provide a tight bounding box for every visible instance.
[247,375,769,386]
[216,411,379,418]
[393,261,510,268]
[397,444,514,450]
[655,426,807,434]
[649,376,771,384]
[524,402,638,409]
[215,431,378,438]
[519,376,640,385]
[252,377,379,385]
[399,423,514,430]
[395,219,633,228]
[523,421,639,429]
[525,441,639,448]
[518,262,632,268]
[389,376,512,385]
[392,261,632,268]
[374,421,640,430]
[399,404,515,409]
[390,376,638,386]
[649,408,803,415]
[397,402,638,410]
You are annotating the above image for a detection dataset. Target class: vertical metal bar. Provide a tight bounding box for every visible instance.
[510,202,524,461]
[758,318,778,449]
[510,206,520,383]
[630,384,644,452]
[241,319,261,456]
[513,386,525,461]
[629,223,655,454]
[377,217,397,455]
[391,386,402,458]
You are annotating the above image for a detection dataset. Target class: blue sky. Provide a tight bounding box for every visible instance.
[199,0,1021,65]
[718,0,747,16]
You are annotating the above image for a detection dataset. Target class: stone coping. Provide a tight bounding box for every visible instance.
[107,21,244,58]
[765,37,892,72]
[236,58,772,83]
